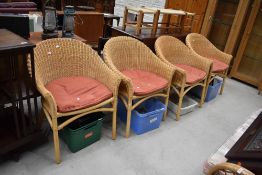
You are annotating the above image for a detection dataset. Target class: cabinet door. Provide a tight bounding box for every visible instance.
[230,0,262,87]
[201,0,249,54]
[207,0,240,50]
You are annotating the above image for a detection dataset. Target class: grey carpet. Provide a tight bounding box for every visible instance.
[0,78,261,175]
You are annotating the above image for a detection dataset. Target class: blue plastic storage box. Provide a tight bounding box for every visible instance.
[190,78,222,102]
[118,98,166,135]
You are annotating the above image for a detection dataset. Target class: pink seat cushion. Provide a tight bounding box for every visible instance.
[175,64,206,84]
[121,69,168,96]
[46,76,112,113]
[208,58,229,72]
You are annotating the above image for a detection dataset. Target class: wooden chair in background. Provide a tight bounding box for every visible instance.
[122,6,160,36]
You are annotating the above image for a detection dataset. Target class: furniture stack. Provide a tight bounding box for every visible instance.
[122,6,196,36]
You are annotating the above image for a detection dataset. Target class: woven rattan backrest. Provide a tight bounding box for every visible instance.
[103,36,157,71]
[34,38,105,85]
[208,163,255,175]
[155,35,194,65]
[186,33,218,58]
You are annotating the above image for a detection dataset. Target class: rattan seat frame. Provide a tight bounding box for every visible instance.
[186,33,233,95]
[34,38,121,163]
[155,35,212,121]
[103,36,175,138]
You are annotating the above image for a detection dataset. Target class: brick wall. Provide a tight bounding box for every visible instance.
[114,0,166,26]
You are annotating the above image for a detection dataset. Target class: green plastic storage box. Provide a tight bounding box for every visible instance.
[60,113,103,153]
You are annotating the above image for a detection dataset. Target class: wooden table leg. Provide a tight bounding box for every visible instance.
[180,15,186,33]
[166,14,171,33]
[136,10,144,36]
[152,10,160,36]
[122,7,128,31]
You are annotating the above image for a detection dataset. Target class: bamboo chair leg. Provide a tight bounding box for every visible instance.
[199,79,208,107]
[176,86,185,121]
[52,117,61,164]
[125,98,132,138]
[112,99,117,140]
[163,88,170,121]
[220,69,228,95]
[204,75,212,103]
[122,7,128,31]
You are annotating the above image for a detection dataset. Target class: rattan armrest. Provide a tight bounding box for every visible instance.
[92,61,122,96]
[144,54,175,84]
[103,56,134,97]
[211,46,233,65]
[189,52,213,73]
[35,79,57,115]
[173,66,186,86]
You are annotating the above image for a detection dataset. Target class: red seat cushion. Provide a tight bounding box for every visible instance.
[121,69,168,96]
[175,64,206,84]
[46,76,112,113]
[208,58,229,72]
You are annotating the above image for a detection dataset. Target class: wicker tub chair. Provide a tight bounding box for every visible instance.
[186,33,233,95]
[208,162,255,175]
[34,38,121,163]
[155,36,212,121]
[103,36,174,138]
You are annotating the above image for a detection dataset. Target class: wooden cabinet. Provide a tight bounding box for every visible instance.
[57,11,104,45]
[201,0,249,54]
[230,0,262,88]
[74,11,104,45]
[201,0,262,90]
[164,0,208,33]
[0,29,44,158]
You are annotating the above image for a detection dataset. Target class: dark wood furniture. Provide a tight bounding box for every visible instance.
[57,11,103,46]
[0,29,44,160]
[226,112,262,174]
[103,13,120,37]
[29,31,87,44]
[230,0,262,90]
[58,0,115,13]
[164,0,209,33]
[201,0,262,91]
[111,26,188,51]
